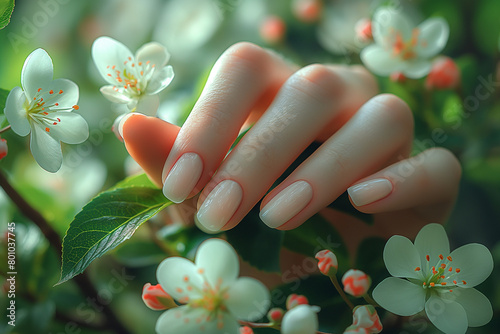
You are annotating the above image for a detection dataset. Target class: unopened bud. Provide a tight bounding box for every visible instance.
[389,71,406,83]
[240,326,254,334]
[352,305,382,333]
[142,283,177,310]
[341,269,371,297]
[292,0,322,23]
[343,326,370,334]
[267,307,285,323]
[286,294,309,310]
[260,16,286,44]
[315,249,338,276]
[425,56,460,90]
[0,138,8,160]
[355,18,373,42]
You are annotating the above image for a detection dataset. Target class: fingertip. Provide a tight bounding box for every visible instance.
[122,114,180,186]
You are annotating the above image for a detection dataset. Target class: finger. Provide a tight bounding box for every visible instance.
[195,66,380,232]
[121,113,180,186]
[259,94,414,230]
[161,42,295,203]
[347,147,461,222]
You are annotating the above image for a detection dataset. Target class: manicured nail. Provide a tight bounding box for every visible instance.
[347,178,393,206]
[162,153,203,203]
[117,112,143,139]
[260,180,313,228]
[196,180,242,232]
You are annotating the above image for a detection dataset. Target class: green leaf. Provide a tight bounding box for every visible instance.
[226,204,283,273]
[0,0,15,29]
[442,92,464,125]
[109,172,157,190]
[58,186,171,284]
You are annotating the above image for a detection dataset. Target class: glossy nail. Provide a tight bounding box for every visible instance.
[196,180,243,232]
[162,153,203,203]
[260,180,313,228]
[347,178,393,206]
[117,112,144,139]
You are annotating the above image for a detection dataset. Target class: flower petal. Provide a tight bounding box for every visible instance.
[372,8,412,49]
[100,86,134,104]
[442,288,493,327]
[448,243,493,288]
[372,277,425,316]
[92,36,133,86]
[29,123,62,172]
[145,66,175,95]
[225,277,270,321]
[414,223,449,268]
[383,235,422,279]
[135,94,160,116]
[416,17,449,58]
[5,87,30,136]
[156,257,203,302]
[401,60,432,79]
[136,42,170,68]
[155,305,239,334]
[47,112,89,144]
[21,48,53,101]
[360,45,404,76]
[425,294,467,334]
[195,239,239,288]
[45,79,79,110]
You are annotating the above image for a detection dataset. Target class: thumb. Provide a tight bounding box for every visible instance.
[121,114,180,186]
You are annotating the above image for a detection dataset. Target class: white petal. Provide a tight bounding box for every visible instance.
[372,277,425,316]
[135,94,160,116]
[100,86,134,104]
[225,277,270,321]
[155,305,239,334]
[145,66,175,95]
[136,42,170,68]
[195,239,239,289]
[29,123,62,173]
[425,294,467,334]
[384,235,422,279]
[448,243,493,288]
[360,45,404,76]
[45,79,79,110]
[5,86,30,136]
[372,8,412,49]
[416,17,449,58]
[281,305,319,334]
[156,257,203,302]
[414,223,449,268]
[21,48,53,101]
[47,112,89,144]
[401,60,432,79]
[92,36,133,86]
[442,288,493,327]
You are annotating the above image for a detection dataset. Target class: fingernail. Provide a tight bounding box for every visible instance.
[117,112,143,139]
[260,180,313,229]
[348,178,393,206]
[162,153,203,203]
[196,180,242,232]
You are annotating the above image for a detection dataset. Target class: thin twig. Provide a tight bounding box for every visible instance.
[329,276,354,310]
[0,125,11,134]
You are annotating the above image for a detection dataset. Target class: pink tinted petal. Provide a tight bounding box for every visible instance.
[92,36,133,86]
[414,223,450,268]
[372,277,425,316]
[21,48,53,101]
[425,294,467,334]
[225,277,270,321]
[195,239,239,288]
[136,42,170,68]
[383,236,422,279]
[5,87,30,136]
[29,124,62,172]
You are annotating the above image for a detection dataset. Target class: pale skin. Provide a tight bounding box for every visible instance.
[120,42,461,257]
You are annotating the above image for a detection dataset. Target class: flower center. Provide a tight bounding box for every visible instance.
[105,57,156,96]
[415,254,466,292]
[391,28,419,60]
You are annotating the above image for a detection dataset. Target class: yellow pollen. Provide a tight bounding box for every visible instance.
[49,90,54,94]
[453,280,457,284]
[441,282,447,286]
[59,90,63,94]
[415,267,421,271]
[429,282,435,287]
[73,105,79,110]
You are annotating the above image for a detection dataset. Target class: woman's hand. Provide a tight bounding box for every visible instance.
[120,42,461,237]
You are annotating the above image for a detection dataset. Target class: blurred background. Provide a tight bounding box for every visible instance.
[0,0,499,333]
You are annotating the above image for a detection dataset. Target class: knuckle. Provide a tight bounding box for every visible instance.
[288,64,346,100]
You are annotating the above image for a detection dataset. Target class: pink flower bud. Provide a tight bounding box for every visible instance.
[342,269,371,297]
[355,18,373,42]
[260,16,286,44]
[240,326,254,334]
[267,307,285,323]
[425,56,460,90]
[286,294,309,310]
[352,305,382,333]
[142,283,177,310]
[315,249,338,276]
[292,0,322,23]
[344,326,370,334]
[389,71,407,83]
[0,138,7,160]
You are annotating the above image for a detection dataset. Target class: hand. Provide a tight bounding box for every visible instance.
[120,42,461,238]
